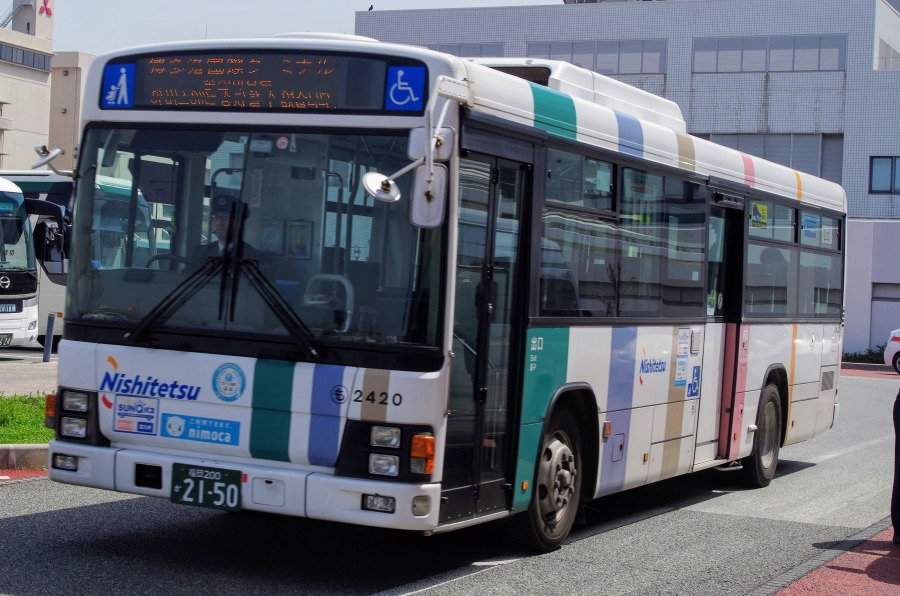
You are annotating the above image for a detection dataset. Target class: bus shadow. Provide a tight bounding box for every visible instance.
[570,459,817,544]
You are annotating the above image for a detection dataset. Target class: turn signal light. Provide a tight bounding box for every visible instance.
[410,433,435,475]
[44,394,56,429]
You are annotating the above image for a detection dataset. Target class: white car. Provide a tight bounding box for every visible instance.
[884,329,900,374]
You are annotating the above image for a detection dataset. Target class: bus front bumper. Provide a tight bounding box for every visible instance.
[47,441,441,531]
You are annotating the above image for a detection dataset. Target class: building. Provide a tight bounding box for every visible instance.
[0,0,54,169]
[49,51,92,171]
[356,0,900,353]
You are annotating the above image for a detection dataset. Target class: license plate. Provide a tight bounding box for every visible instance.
[0,304,16,313]
[170,463,242,511]
[0,334,11,347]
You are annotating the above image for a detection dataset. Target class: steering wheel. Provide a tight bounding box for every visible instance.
[145,254,197,270]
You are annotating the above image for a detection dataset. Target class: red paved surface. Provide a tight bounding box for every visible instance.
[840,368,898,380]
[0,469,47,482]
[778,528,900,595]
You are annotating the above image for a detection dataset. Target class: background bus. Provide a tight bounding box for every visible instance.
[45,35,845,552]
[0,177,39,347]
[0,170,70,348]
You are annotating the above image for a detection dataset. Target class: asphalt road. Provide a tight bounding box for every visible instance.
[0,374,893,595]
[0,346,57,396]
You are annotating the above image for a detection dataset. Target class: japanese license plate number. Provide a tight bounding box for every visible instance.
[170,464,241,511]
[0,334,11,347]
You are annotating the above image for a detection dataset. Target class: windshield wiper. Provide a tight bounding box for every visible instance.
[240,259,321,360]
[125,256,223,344]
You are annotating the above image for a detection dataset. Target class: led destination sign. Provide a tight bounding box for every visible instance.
[100,51,428,114]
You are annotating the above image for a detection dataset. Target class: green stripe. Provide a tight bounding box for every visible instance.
[513,326,571,512]
[530,83,577,140]
[249,359,294,462]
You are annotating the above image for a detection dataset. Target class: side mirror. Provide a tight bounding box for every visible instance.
[409,164,447,229]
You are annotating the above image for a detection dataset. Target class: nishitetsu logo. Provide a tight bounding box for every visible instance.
[100,356,202,408]
[639,348,667,386]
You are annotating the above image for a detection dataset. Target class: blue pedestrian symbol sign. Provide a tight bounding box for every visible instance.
[385,66,425,112]
[101,63,135,109]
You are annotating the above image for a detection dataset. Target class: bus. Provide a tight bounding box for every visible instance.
[0,176,67,348]
[0,170,71,348]
[44,35,845,551]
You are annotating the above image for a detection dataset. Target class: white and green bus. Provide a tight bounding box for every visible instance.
[46,34,845,551]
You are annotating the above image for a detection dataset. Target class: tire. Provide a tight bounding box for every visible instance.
[513,408,583,552]
[742,384,782,488]
[892,353,900,375]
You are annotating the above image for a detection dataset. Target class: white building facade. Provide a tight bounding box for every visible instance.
[356,0,900,353]
[0,0,54,169]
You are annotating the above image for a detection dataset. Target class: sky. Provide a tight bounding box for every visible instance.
[51,1,556,56]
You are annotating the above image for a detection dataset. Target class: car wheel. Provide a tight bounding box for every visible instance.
[893,353,900,375]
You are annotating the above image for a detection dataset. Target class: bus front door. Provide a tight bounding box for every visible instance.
[442,156,526,523]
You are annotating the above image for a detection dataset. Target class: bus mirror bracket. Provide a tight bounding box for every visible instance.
[362,75,468,228]
[32,145,74,178]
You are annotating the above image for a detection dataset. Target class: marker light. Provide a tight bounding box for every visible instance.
[370,426,401,448]
[410,433,435,475]
[44,394,56,429]
[61,391,89,413]
[60,417,87,439]
[369,454,399,477]
[362,494,396,513]
[52,454,78,471]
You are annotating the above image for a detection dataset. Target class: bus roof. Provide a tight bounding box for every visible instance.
[0,176,24,195]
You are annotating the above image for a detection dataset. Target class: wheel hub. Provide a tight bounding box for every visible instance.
[537,435,577,522]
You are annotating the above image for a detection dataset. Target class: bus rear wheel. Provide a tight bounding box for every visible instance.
[741,384,782,488]
[514,408,582,552]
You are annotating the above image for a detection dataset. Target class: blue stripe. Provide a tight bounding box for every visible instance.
[614,111,643,158]
[308,364,344,466]
[599,326,637,495]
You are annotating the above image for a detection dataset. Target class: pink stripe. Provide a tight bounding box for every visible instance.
[741,152,756,187]
[719,324,750,459]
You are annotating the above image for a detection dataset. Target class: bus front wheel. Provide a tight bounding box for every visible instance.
[742,384,782,488]
[514,408,583,552]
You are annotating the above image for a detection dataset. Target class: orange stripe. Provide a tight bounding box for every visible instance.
[786,324,798,441]
[794,171,803,202]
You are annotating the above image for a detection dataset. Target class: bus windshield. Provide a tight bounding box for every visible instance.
[0,191,36,271]
[68,127,442,353]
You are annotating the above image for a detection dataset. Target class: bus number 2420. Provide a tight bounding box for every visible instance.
[353,390,403,406]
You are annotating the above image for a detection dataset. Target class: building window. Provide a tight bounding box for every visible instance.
[707,134,843,183]
[870,157,900,193]
[877,40,900,71]
[431,43,504,57]
[693,36,846,73]
[527,40,667,74]
[0,43,52,72]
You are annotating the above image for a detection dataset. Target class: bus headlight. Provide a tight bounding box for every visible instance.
[62,391,90,413]
[370,426,401,448]
[60,417,87,439]
[368,454,399,477]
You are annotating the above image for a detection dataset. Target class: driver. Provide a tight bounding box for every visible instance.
[192,194,260,266]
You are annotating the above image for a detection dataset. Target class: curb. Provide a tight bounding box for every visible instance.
[0,444,48,470]
[840,362,893,372]
[745,516,893,595]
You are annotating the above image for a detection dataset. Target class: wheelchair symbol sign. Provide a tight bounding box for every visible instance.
[385,66,425,112]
